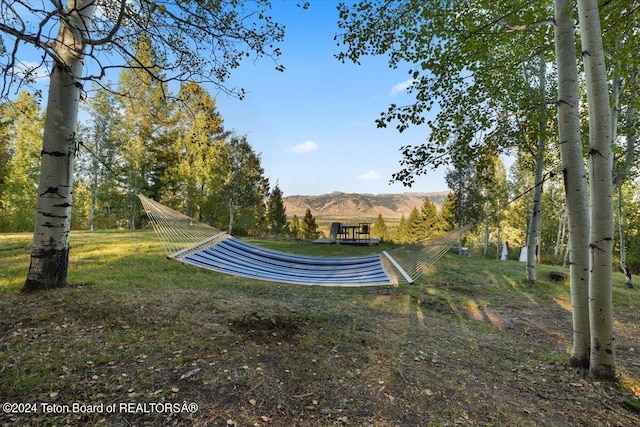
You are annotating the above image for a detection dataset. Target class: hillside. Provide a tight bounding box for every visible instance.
[283,191,450,219]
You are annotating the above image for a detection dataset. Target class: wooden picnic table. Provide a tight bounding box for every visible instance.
[338,223,370,242]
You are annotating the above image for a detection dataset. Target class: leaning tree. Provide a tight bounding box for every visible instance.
[0,0,285,291]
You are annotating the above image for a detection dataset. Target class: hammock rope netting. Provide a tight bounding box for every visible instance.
[139,195,474,287]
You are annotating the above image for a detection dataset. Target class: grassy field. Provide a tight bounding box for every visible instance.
[1,230,639,426]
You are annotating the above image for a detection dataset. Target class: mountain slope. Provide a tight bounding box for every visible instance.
[283,191,450,219]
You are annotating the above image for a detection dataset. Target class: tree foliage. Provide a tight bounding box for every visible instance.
[300,208,320,240]
[218,135,269,235]
[0,0,286,101]
[267,183,289,236]
[336,0,553,184]
[0,91,43,232]
[73,75,269,236]
[73,86,123,230]
[371,213,389,241]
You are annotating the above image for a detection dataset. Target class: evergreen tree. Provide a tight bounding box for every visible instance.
[407,207,424,243]
[440,192,458,232]
[117,36,176,229]
[1,91,44,231]
[395,214,410,244]
[0,101,12,229]
[290,215,301,239]
[267,183,289,236]
[165,82,227,220]
[301,208,320,240]
[372,213,389,242]
[218,135,270,235]
[420,196,445,239]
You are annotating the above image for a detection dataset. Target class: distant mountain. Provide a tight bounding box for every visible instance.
[283,191,450,219]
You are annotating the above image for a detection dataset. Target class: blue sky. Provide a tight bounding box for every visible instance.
[212,1,448,196]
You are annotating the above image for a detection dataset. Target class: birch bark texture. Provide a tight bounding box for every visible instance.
[576,0,616,379]
[24,0,96,291]
[553,0,591,368]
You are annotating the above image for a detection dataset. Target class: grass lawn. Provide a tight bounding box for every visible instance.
[1,230,639,426]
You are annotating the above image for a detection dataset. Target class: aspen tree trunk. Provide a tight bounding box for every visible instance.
[614,75,637,289]
[24,0,96,291]
[554,206,566,258]
[525,57,547,282]
[526,138,544,281]
[484,210,489,258]
[90,162,98,232]
[617,186,632,288]
[228,202,235,235]
[577,0,615,379]
[554,0,591,368]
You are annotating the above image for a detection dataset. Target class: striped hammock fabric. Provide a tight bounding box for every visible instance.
[181,236,393,286]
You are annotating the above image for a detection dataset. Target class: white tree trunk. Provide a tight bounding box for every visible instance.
[90,161,98,232]
[554,0,591,368]
[617,186,632,288]
[24,0,96,291]
[228,201,235,236]
[577,0,615,379]
[554,205,566,258]
[614,73,637,289]
[525,56,548,282]
[563,240,570,268]
[483,210,489,258]
[526,139,544,281]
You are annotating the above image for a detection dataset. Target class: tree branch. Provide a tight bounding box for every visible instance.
[500,18,556,32]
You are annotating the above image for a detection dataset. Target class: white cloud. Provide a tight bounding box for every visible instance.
[289,140,318,154]
[390,78,416,96]
[358,170,381,181]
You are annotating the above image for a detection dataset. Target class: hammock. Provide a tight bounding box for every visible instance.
[139,195,474,287]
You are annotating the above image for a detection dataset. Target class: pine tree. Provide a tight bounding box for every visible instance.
[1,91,44,231]
[372,213,388,241]
[218,135,269,235]
[117,36,176,229]
[301,208,320,240]
[395,214,410,244]
[420,196,445,239]
[267,183,289,236]
[78,86,122,230]
[165,82,227,221]
[290,215,301,239]
[407,207,423,243]
[0,101,12,230]
[440,192,458,232]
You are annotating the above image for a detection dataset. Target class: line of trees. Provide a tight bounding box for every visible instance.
[3,91,637,256]
[0,83,289,238]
